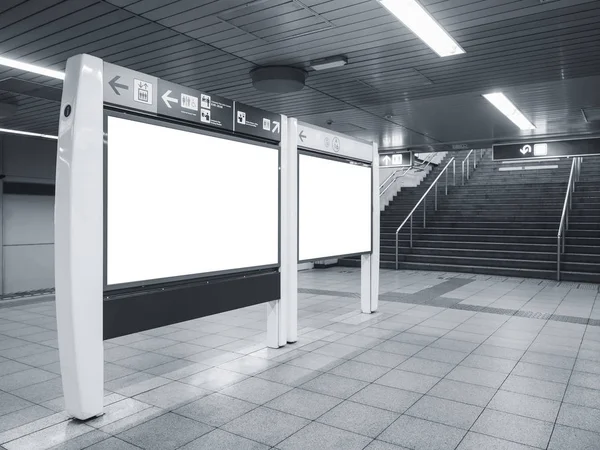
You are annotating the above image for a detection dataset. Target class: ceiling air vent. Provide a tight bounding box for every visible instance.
[582,107,600,123]
[0,78,61,102]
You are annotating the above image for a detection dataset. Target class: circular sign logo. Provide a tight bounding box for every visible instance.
[332,137,341,153]
[324,137,331,148]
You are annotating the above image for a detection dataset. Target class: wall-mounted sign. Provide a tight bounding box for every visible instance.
[104,63,158,114]
[157,80,233,131]
[234,102,281,141]
[297,122,372,163]
[493,138,600,161]
[379,151,411,167]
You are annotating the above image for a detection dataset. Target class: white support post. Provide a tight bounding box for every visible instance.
[282,118,298,343]
[55,54,104,420]
[361,142,380,313]
[267,115,290,349]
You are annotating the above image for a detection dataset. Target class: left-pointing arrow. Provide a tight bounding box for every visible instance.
[109,76,128,95]
[162,90,178,108]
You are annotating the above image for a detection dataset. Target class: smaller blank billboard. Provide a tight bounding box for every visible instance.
[299,152,372,262]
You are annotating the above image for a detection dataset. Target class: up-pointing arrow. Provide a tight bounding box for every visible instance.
[161,90,178,108]
[108,76,128,96]
[382,155,392,165]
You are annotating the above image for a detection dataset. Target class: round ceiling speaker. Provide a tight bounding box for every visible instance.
[250,66,307,93]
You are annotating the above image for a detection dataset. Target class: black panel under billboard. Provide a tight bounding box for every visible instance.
[234,102,282,141]
[493,138,600,161]
[103,270,280,339]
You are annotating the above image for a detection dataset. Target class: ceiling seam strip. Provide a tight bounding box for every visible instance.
[98,0,442,144]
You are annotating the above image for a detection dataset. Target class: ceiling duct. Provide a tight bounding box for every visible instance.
[250,66,307,93]
[582,107,600,123]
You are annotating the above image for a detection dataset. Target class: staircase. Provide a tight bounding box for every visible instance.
[561,156,600,281]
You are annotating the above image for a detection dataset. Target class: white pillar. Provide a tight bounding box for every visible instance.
[55,54,104,420]
[361,142,380,313]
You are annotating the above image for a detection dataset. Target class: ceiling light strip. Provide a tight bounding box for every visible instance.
[0,56,65,80]
[379,0,465,57]
[483,93,536,130]
[0,127,58,140]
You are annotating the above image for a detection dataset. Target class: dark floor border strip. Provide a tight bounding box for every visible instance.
[299,288,600,327]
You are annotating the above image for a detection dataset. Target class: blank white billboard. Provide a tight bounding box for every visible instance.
[106,116,279,286]
[299,153,372,261]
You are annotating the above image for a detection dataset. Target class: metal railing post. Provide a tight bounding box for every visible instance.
[453,160,456,186]
[445,169,448,195]
[462,161,465,185]
[435,184,438,210]
[423,196,426,228]
[395,232,398,270]
[410,216,413,248]
[557,235,561,281]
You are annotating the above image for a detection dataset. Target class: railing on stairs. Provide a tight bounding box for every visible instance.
[557,157,582,281]
[461,149,486,185]
[394,157,456,269]
[379,152,437,197]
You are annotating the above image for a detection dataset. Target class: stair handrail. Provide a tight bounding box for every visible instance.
[557,157,582,281]
[461,149,488,185]
[395,157,456,269]
[379,153,437,197]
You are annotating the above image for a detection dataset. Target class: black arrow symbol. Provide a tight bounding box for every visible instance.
[299,130,306,142]
[109,76,129,96]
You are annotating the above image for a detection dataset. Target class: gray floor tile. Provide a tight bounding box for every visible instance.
[406,395,483,429]
[44,429,110,450]
[300,373,369,399]
[375,369,440,394]
[574,358,600,375]
[86,437,141,450]
[473,345,525,361]
[430,338,479,353]
[0,412,69,444]
[286,352,345,372]
[97,407,163,436]
[378,415,467,450]
[446,366,508,389]
[329,360,390,382]
[117,412,213,450]
[0,405,55,434]
[489,390,560,422]
[266,388,342,420]
[0,360,30,377]
[220,377,292,404]
[174,393,256,427]
[180,429,269,450]
[512,361,571,384]
[144,360,209,380]
[521,351,575,370]
[460,354,517,374]
[2,420,94,450]
[352,349,408,368]
[0,392,33,416]
[415,347,468,365]
[350,384,421,413]
[373,341,424,356]
[428,379,496,407]
[548,424,600,450]
[317,400,399,438]
[11,378,64,404]
[113,353,175,371]
[502,374,566,401]
[255,363,320,387]
[86,399,153,429]
[133,381,209,410]
[277,422,371,450]
[364,440,410,450]
[179,367,248,391]
[397,357,455,377]
[222,406,309,447]
[457,432,537,450]
[0,368,58,392]
[563,385,600,410]
[557,403,600,434]
[569,370,600,390]
[391,332,438,346]
[312,342,365,359]
[104,372,171,397]
[471,409,553,448]
[218,355,279,376]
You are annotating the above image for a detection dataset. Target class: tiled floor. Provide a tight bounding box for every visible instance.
[0,268,599,450]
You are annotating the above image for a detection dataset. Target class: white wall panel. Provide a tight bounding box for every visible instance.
[3,244,54,293]
[3,195,54,245]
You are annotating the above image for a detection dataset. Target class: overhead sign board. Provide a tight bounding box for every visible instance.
[234,102,281,141]
[157,80,234,131]
[493,138,600,161]
[297,122,373,163]
[379,151,412,167]
[104,63,158,114]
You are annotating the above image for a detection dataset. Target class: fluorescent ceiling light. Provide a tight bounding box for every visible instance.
[310,56,348,71]
[0,55,65,80]
[379,0,465,57]
[0,127,58,140]
[483,93,536,130]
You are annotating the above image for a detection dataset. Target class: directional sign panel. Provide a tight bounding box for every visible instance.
[493,138,600,161]
[233,102,281,141]
[297,122,372,163]
[157,80,234,131]
[379,152,411,167]
[104,62,158,114]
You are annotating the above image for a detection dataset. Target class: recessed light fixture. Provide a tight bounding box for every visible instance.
[310,56,348,71]
[0,127,58,140]
[0,55,65,80]
[482,93,536,130]
[379,0,465,57]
